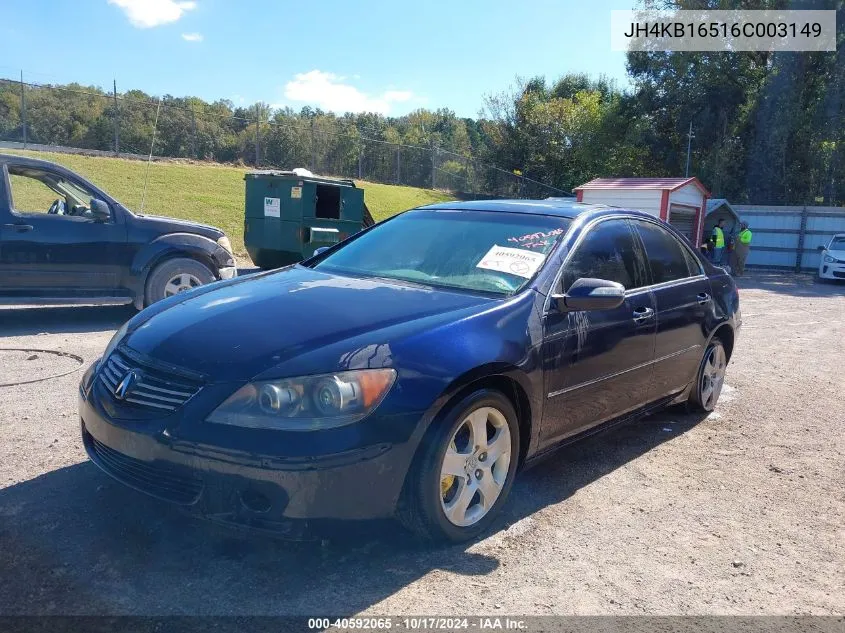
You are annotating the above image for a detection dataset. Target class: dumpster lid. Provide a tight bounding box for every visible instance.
[245,169,358,188]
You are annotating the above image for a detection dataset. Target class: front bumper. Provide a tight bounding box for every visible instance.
[819,262,845,280]
[79,393,417,535]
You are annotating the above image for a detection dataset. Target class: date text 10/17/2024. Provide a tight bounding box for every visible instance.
[308,617,528,630]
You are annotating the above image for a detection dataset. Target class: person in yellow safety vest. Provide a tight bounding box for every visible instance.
[732,221,753,276]
[711,219,726,264]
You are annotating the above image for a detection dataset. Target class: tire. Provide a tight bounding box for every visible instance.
[144,257,215,307]
[397,389,520,543]
[688,338,727,412]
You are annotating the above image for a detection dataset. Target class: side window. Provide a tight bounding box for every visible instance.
[631,220,694,285]
[8,173,59,214]
[683,246,704,277]
[562,219,647,291]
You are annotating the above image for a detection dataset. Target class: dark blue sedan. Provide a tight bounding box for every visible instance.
[79,199,741,542]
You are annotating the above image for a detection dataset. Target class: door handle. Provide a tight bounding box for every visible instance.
[632,306,654,323]
[697,292,711,305]
[2,223,34,232]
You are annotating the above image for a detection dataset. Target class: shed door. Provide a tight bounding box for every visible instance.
[668,205,697,242]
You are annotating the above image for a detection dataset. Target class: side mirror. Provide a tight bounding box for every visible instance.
[313,246,330,256]
[817,245,826,252]
[552,277,626,312]
[90,199,110,222]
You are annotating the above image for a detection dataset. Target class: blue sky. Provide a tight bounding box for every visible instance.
[0,0,633,118]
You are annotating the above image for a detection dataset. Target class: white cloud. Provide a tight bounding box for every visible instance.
[284,70,416,115]
[108,0,196,28]
[181,32,203,42]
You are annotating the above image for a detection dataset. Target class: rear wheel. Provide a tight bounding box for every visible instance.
[398,389,520,543]
[688,338,727,412]
[144,257,215,307]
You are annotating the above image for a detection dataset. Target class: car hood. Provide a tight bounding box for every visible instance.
[824,249,845,261]
[132,213,224,240]
[124,266,498,381]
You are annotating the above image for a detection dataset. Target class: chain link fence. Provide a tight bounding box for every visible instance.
[0,78,569,200]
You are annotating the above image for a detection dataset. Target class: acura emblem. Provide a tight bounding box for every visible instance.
[114,370,139,400]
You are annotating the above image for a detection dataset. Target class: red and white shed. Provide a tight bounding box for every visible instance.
[573,177,710,245]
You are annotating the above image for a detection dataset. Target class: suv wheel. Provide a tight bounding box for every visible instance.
[144,257,215,307]
[398,389,520,543]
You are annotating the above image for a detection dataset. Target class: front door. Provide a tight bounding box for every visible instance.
[0,165,127,297]
[541,218,656,448]
[629,218,711,401]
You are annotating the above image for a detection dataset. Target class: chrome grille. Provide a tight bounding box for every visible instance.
[99,351,202,412]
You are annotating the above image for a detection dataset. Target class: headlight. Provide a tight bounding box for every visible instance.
[207,368,397,430]
[824,254,835,263]
[217,236,233,255]
[102,321,129,363]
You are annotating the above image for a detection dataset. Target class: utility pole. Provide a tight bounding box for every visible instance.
[358,144,364,180]
[396,146,401,184]
[20,71,27,147]
[431,141,436,190]
[311,119,317,172]
[254,117,260,167]
[190,106,197,158]
[113,79,119,156]
[685,121,695,177]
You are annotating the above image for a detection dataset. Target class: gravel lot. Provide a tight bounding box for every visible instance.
[0,272,842,616]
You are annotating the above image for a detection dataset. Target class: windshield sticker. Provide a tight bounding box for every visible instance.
[506,228,565,251]
[477,245,547,279]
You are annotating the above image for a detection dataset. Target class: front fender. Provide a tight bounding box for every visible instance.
[131,232,233,279]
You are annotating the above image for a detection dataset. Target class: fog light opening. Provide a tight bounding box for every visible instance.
[240,489,272,513]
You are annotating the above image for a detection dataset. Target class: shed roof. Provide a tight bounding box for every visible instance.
[574,177,710,196]
[706,198,741,222]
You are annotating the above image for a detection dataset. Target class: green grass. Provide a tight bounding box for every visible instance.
[4,150,454,257]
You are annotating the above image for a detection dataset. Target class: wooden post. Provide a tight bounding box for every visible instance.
[20,71,27,147]
[113,79,119,156]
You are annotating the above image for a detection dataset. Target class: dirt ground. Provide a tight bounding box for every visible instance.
[0,272,842,616]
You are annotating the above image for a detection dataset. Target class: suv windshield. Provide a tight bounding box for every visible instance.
[312,209,572,295]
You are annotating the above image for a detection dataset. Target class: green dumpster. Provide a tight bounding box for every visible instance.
[244,170,374,270]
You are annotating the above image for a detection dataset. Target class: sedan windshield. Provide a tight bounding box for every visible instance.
[830,236,845,250]
[312,209,572,295]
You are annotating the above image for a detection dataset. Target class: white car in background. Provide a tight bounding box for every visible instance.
[818,234,845,282]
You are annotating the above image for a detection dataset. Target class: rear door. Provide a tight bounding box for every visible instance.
[0,165,127,297]
[541,218,656,447]
[629,218,710,402]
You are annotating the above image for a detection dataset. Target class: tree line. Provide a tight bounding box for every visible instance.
[0,0,842,204]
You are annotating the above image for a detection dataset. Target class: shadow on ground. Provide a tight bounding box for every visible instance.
[0,407,708,616]
[737,271,844,298]
[0,305,136,336]
[0,265,259,337]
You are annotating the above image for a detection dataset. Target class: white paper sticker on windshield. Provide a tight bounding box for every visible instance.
[476,245,546,279]
[264,197,280,217]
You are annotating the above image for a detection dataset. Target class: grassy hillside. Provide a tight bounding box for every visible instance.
[3,150,454,257]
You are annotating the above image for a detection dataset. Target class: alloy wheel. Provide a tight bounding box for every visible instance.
[164,273,203,297]
[700,344,727,410]
[439,406,512,527]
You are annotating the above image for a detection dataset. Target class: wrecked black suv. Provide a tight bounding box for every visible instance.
[0,153,236,308]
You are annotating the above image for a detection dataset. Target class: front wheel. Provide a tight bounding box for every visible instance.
[144,257,215,307]
[398,389,520,543]
[688,338,727,412]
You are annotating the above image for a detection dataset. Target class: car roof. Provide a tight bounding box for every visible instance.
[0,153,79,179]
[416,197,645,220]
